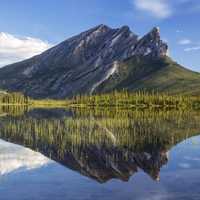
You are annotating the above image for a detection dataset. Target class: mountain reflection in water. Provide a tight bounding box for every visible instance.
[0,107,200,183]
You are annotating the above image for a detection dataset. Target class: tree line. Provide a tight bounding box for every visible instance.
[0,91,29,105]
[0,90,200,109]
[72,90,200,109]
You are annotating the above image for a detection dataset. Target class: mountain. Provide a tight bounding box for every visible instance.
[0,24,199,98]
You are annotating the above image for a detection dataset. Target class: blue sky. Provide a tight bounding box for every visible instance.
[0,0,200,71]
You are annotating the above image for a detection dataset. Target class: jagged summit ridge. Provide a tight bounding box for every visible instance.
[132,27,168,58]
[41,25,167,68]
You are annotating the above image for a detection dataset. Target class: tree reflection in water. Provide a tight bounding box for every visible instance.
[0,107,199,183]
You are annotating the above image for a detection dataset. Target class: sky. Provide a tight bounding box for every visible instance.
[0,0,200,71]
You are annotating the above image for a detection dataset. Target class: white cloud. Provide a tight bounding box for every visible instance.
[176,30,183,33]
[179,163,191,168]
[184,46,200,52]
[0,32,52,68]
[178,38,192,45]
[0,139,51,175]
[184,156,200,161]
[133,0,172,19]
[132,0,200,19]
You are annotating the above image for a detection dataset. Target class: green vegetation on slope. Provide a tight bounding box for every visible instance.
[95,56,200,95]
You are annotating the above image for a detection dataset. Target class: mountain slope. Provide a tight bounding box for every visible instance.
[95,56,200,95]
[0,24,199,98]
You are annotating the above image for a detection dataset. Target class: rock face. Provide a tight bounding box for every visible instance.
[58,146,168,183]
[133,27,168,58]
[0,24,169,99]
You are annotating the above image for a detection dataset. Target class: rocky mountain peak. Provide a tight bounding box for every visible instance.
[95,24,111,32]
[146,27,161,42]
[132,26,168,58]
[80,24,111,43]
[119,25,130,32]
[151,26,160,34]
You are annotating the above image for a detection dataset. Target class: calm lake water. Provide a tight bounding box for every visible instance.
[0,107,200,200]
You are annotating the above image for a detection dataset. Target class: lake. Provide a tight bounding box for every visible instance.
[0,107,200,200]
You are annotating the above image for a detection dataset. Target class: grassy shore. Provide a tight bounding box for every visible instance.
[70,91,200,110]
[1,91,200,109]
